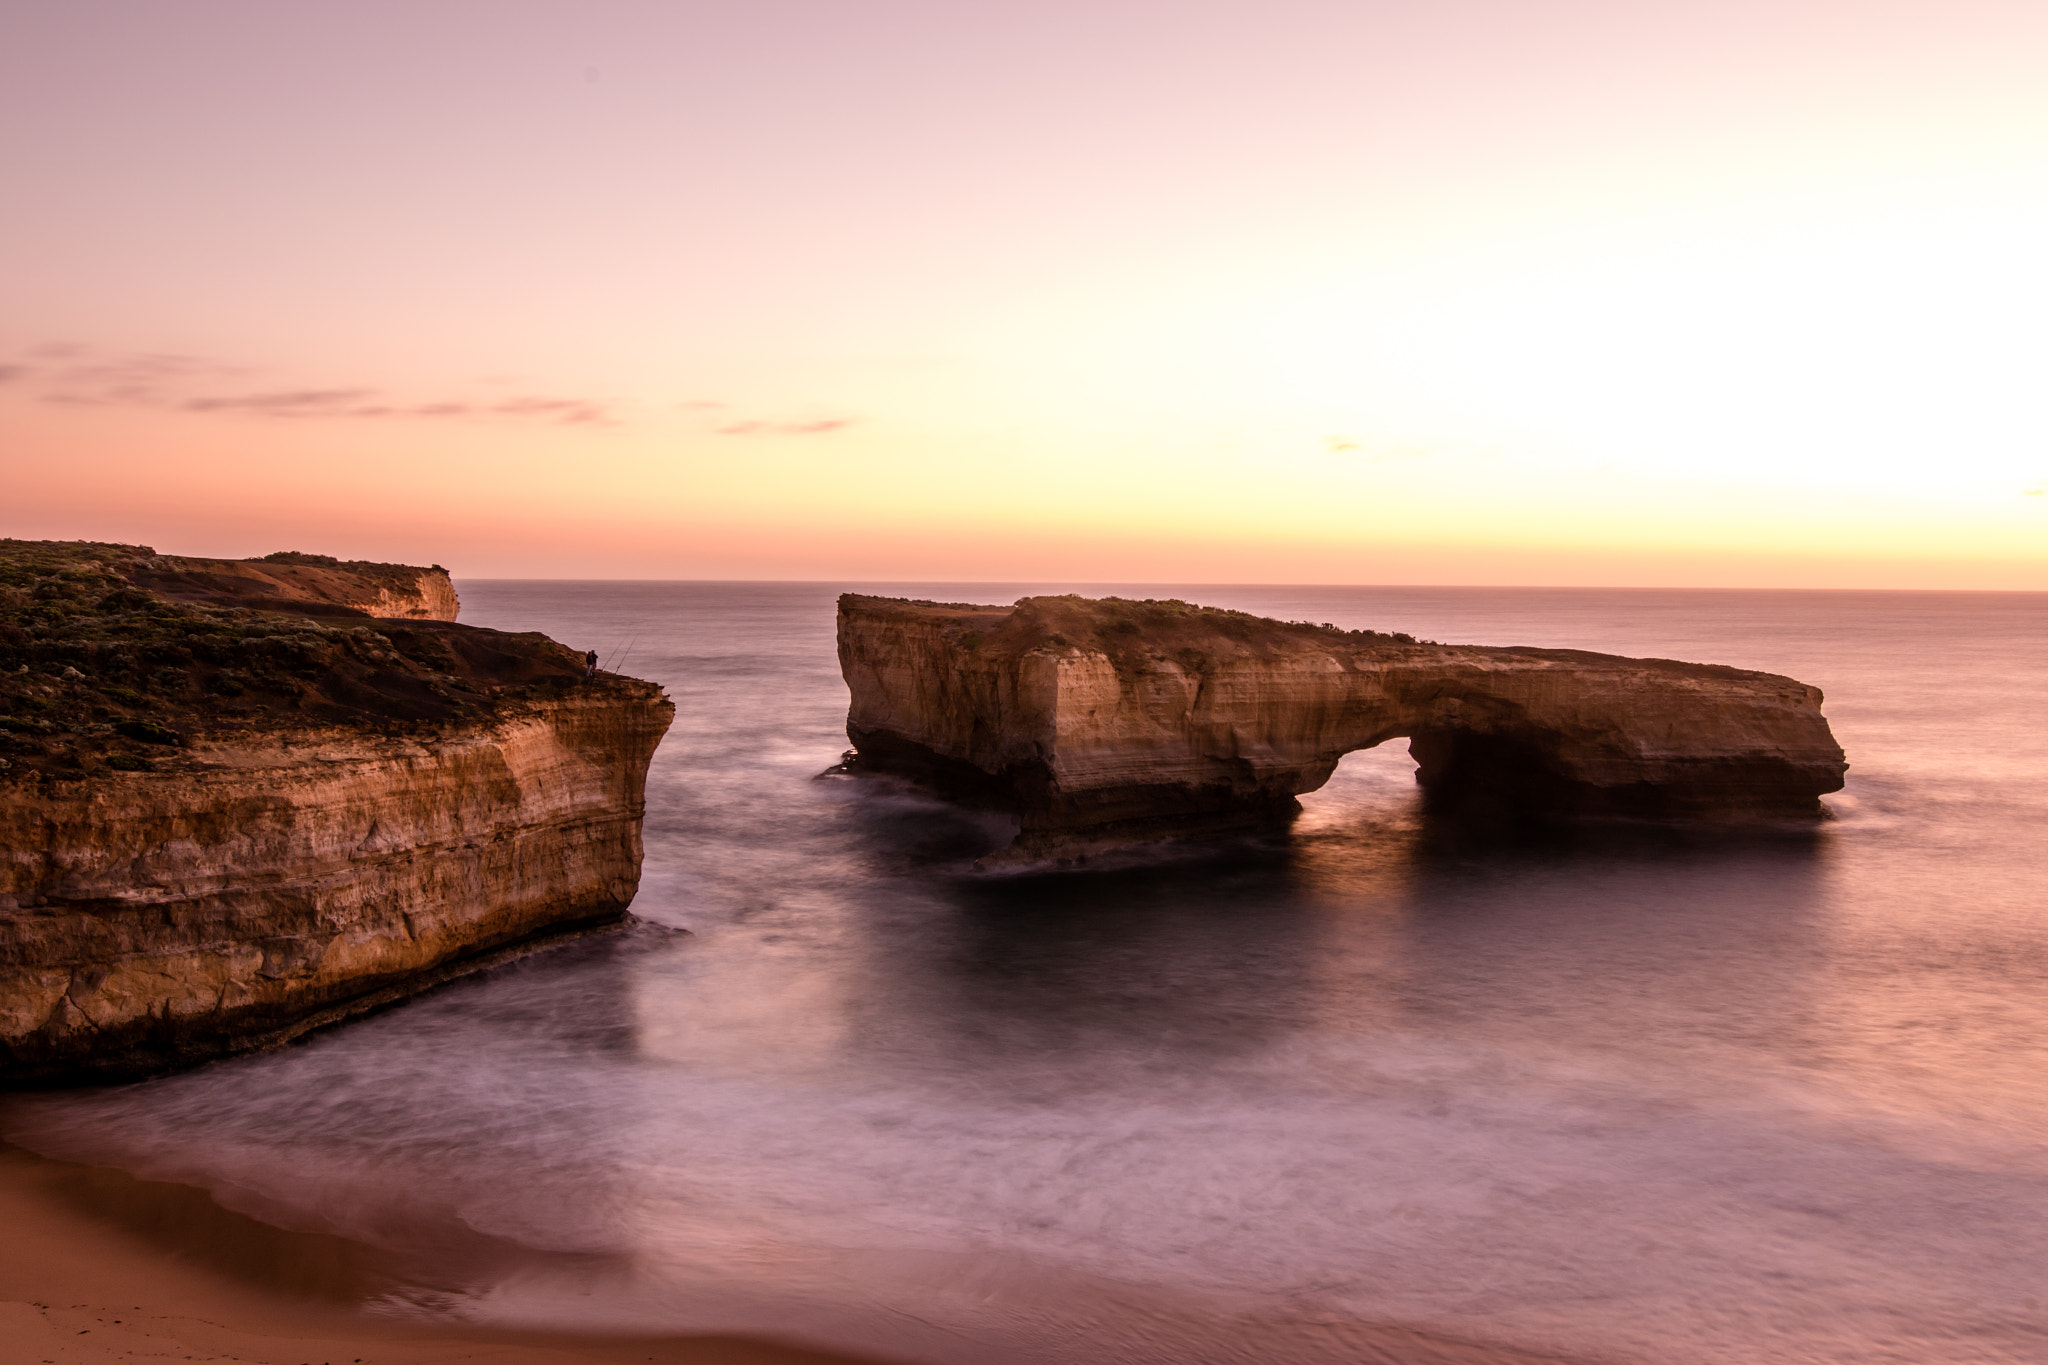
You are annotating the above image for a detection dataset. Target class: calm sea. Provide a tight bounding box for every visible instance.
[8,583,2048,1365]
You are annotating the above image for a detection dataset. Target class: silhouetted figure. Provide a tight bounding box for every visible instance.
[584,649,598,680]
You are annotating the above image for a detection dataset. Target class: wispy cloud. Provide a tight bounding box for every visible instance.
[182,389,608,424]
[674,398,853,436]
[10,346,615,427]
[12,346,853,435]
[713,417,853,437]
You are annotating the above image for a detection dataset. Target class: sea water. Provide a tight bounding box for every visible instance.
[8,583,2047,1365]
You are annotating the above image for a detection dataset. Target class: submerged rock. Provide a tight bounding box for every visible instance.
[837,593,1846,860]
[0,540,672,1083]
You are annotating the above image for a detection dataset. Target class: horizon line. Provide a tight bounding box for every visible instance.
[449,576,2048,594]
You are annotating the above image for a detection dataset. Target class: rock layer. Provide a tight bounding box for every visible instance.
[838,594,1847,855]
[0,688,668,1082]
[0,541,671,1083]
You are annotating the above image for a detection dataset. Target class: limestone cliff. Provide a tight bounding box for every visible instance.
[838,594,1847,855]
[0,540,670,1084]
[130,549,460,620]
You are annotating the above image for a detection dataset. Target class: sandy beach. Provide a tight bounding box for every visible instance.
[0,1137,1595,1365]
[0,1145,888,1365]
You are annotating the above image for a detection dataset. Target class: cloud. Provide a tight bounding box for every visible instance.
[13,346,615,427]
[183,388,381,417]
[713,417,853,436]
[485,396,608,424]
[183,390,608,424]
[35,349,245,408]
[675,400,854,435]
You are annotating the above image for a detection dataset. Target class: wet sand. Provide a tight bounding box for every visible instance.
[0,1145,891,1365]
[0,1141,1590,1365]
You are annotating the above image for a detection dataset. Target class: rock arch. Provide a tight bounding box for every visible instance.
[837,594,1847,859]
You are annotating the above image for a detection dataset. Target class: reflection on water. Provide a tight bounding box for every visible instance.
[7,583,2048,1365]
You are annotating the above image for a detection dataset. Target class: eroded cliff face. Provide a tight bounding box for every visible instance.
[0,540,671,1083]
[838,594,1848,855]
[0,686,668,1082]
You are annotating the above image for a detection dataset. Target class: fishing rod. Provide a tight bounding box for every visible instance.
[602,634,640,675]
[613,635,641,674]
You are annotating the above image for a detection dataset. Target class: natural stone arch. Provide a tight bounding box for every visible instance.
[837,594,1847,861]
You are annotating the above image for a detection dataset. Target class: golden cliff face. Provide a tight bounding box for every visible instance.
[838,594,1848,854]
[0,539,672,1084]
[0,683,671,1084]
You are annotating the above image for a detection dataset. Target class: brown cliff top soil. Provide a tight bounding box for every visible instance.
[0,540,647,787]
[841,592,1787,683]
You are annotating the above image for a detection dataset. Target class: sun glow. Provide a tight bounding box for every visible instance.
[5,1,2048,583]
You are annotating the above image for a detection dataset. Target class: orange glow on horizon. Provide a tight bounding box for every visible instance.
[5,2,2047,588]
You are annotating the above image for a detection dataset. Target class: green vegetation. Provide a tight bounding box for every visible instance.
[843,591,1438,671]
[1012,595,1428,660]
[0,539,599,786]
[113,719,181,746]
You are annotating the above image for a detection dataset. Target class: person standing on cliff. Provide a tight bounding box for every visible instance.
[584,649,598,680]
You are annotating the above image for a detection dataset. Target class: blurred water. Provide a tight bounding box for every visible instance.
[8,583,2048,1365]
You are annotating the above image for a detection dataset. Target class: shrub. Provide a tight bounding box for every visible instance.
[105,753,153,771]
[96,588,157,613]
[113,719,181,746]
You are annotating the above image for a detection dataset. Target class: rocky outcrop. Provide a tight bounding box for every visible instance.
[0,540,671,1084]
[838,594,1847,857]
[0,689,667,1082]
[130,550,460,620]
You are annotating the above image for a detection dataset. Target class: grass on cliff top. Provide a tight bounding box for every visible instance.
[842,592,1430,669]
[846,592,1779,685]
[257,548,449,574]
[0,540,608,788]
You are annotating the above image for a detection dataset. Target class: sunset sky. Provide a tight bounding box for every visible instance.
[6,0,2047,585]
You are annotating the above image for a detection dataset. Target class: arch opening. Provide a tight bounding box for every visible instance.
[1294,739,1420,832]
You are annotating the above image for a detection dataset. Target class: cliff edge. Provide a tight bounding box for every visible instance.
[0,540,671,1084]
[130,548,460,620]
[838,594,1847,858]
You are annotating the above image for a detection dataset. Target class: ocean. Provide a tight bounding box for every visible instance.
[7,582,2047,1365]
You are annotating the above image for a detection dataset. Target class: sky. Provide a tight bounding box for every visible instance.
[4,0,2047,586]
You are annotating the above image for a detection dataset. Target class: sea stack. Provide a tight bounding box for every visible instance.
[837,593,1847,859]
[0,541,672,1084]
